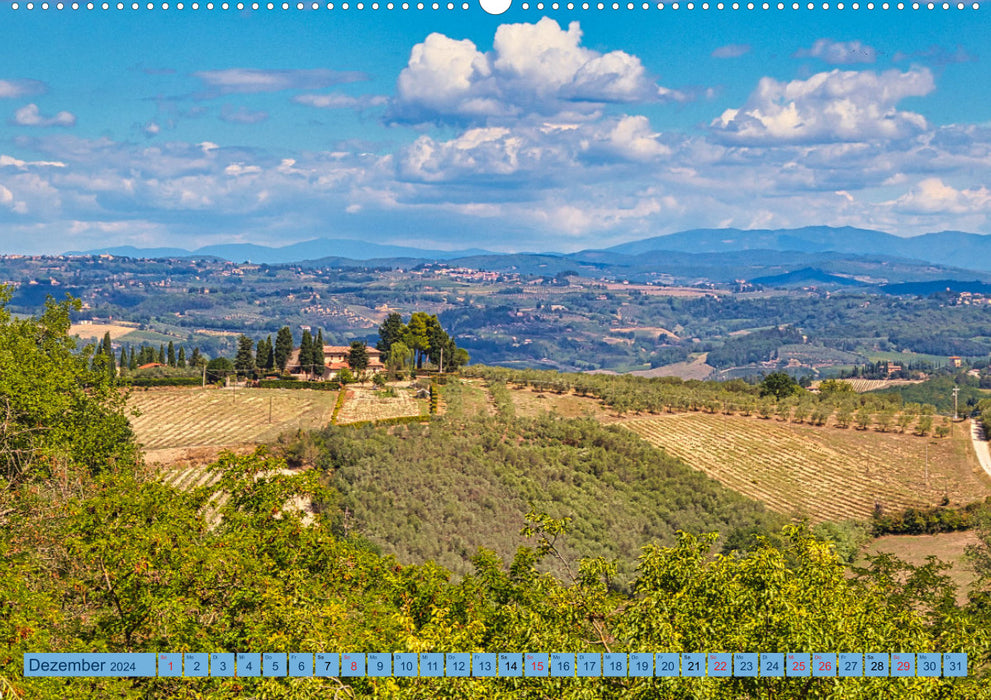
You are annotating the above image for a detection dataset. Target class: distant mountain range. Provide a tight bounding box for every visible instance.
[69,226,991,283]
[70,239,492,264]
[600,226,991,272]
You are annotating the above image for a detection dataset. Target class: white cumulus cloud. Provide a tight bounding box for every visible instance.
[596,115,671,162]
[891,178,991,215]
[390,18,678,124]
[12,103,76,127]
[710,68,934,144]
[398,127,552,182]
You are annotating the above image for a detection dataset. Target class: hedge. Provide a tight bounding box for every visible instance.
[871,500,988,536]
[258,379,341,391]
[125,376,203,387]
[338,414,432,429]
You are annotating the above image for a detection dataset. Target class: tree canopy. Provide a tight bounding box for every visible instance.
[759,371,803,399]
[377,312,468,371]
[347,340,369,372]
[0,290,136,486]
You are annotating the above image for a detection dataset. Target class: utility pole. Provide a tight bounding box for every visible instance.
[952,386,959,420]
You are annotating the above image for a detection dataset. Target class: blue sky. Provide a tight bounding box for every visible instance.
[0,4,988,253]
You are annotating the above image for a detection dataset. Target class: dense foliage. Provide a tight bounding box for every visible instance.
[0,291,136,487]
[705,327,804,369]
[280,380,783,580]
[878,374,989,415]
[871,502,989,536]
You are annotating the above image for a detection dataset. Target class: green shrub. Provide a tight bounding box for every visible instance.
[125,376,202,387]
[871,501,986,536]
[258,379,340,390]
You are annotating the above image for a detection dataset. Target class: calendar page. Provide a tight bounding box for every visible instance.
[3,2,989,697]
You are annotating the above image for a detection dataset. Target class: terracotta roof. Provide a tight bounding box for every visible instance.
[323,345,381,356]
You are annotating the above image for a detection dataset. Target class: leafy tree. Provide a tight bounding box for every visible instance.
[449,347,470,371]
[0,290,137,485]
[376,312,406,362]
[966,506,991,580]
[387,341,413,378]
[427,322,452,369]
[233,334,256,377]
[834,404,853,428]
[348,340,369,373]
[205,356,234,383]
[337,366,354,384]
[759,371,801,399]
[819,378,855,396]
[274,326,293,372]
[855,406,872,430]
[405,312,433,369]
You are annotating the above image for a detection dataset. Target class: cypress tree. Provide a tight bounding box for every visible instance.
[118,347,127,372]
[167,341,176,367]
[274,326,293,372]
[314,330,325,376]
[101,333,116,375]
[376,312,406,362]
[234,335,256,376]
[299,329,314,377]
[177,346,186,368]
[128,346,136,370]
[157,344,165,364]
[256,339,266,370]
[190,347,202,367]
[263,335,275,370]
